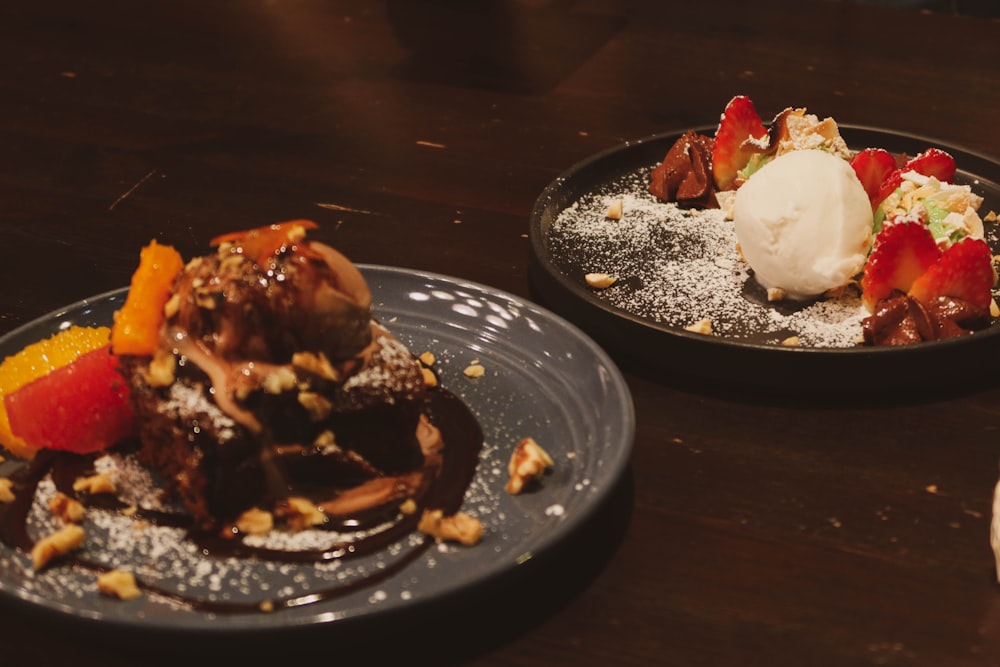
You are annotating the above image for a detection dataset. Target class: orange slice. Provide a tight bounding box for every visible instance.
[0,325,111,459]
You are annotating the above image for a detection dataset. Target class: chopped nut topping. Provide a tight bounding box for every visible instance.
[463,363,486,379]
[767,287,787,302]
[780,336,800,347]
[418,509,483,546]
[506,437,554,495]
[145,348,176,388]
[399,498,418,515]
[419,351,436,367]
[584,272,616,289]
[684,319,714,335]
[275,496,326,531]
[49,492,86,523]
[991,298,1000,319]
[0,478,14,503]
[261,366,298,394]
[31,524,85,570]
[984,210,997,222]
[298,391,333,421]
[97,570,143,600]
[235,507,274,536]
[259,600,275,613]
[163,292,181,319]
[421,366,438,387]
[73,472,116,495]
[314,429,338,450]
[292,351,339,382]
[605,198,624,220]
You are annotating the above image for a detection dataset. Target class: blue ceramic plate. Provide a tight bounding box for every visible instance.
[0,266,634,635]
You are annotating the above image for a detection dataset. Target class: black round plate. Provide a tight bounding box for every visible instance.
[528,126,1000,395]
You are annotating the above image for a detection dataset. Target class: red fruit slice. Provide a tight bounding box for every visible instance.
[861,221,941,310]
[873,147,957,209]
[4,344,134,454]
[711,95,769,191]
[850,148,896,206]
[908,237,996,310]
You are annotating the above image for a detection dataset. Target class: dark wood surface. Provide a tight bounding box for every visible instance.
[3,1,1000,665]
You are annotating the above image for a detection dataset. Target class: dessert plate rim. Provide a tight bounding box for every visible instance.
[528,124,1000,394]
[0,265,635,637]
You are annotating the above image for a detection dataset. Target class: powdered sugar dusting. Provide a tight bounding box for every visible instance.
[548,167,867,348]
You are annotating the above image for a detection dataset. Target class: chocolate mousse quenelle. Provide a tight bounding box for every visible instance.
[647,95,997,346]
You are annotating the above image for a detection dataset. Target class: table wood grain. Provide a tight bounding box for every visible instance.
[2,2,1000,665]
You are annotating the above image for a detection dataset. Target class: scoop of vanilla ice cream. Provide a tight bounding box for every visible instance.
[733,149,873,300]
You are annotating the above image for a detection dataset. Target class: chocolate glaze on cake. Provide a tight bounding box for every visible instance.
[119,222,450,530]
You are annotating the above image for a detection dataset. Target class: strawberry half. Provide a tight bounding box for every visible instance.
[873,147,957,209]
[850,148,896,207]
[711,95,769,191]
[908,237,995,310]
[861,220,941,310]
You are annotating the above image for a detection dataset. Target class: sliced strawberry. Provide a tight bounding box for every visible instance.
[861,220,941,310]
[908,237,995,310]
[850,148,896,206]
[873,147,957,209]
[711,95,769,191]
[4,344,134,454]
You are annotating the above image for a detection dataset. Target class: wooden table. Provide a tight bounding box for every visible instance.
[3,1,1000,665]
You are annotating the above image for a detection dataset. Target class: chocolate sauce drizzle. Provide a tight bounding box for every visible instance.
[0,389,483,615]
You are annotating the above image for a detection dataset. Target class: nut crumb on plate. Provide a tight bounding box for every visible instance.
[605,198,624,220]
[463,363,485,378]
[585,273,616,289]
[72,472,116,495]
[49,492,86,523]
[418,509,483,546]
[684,318,714,335]
[97,569,143,600]
[506,437,554,495]
[31,524,85,570]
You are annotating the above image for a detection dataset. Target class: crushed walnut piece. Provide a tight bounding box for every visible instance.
[261,366,298,394]
[684,318,713,335]
[275,496,326,531]
[298,391,333,421]
[419,351,436,367]
[421,366,438,387]
[399,498,418,515]
[235,507,274,536]
[463,362,486,379]
[292,351,339,382]
[605,198,624,220]
[97,570,143,600]
[506,437,554,495]
[49,492,86,523]
[0,478,14,503]
[766,287,786,302]
[145,348,177,388]
[584,273,616,289]
[418,509,483,546]
[73,472,116,495]
[31,524,85,570]
[780,336,800,347]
